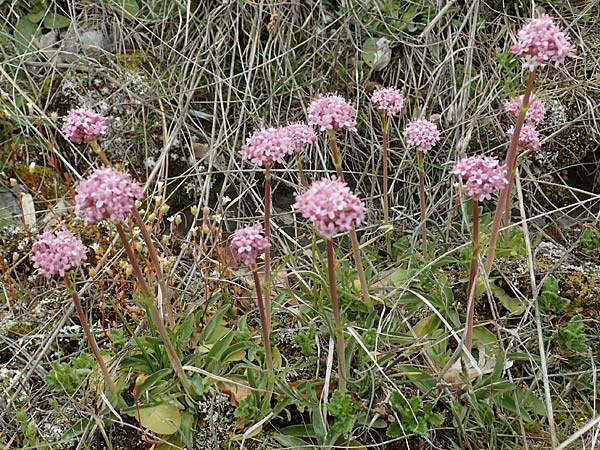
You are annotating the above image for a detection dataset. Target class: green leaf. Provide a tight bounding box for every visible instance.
[272,434,313,450]
[110,0,140,18]
[43,13,71,29]
[138,403,182,435]
[491,281,526,315]
[14,17,39,53]
[472,325,497,347]
[362,37,378,67]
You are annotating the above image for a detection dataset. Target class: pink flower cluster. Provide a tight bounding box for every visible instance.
[32,229,87,278]
[404,119,440,153]
[241,127,294,166]
[504,95,546,125]
[452,155,508,201]
[308,94,357,132]
[293,178,365,239]
[231,224,270,266]
[371,87,404,116]
[508,125,540,151]
[510,15,574,69]
[63,108,108,143]
[285,123,318,151]
[74,167,143,224]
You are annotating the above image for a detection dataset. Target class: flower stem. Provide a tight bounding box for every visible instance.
[381,113,390,226]
[417,150,427,257]
[485,69,536,275]
[90,140,111,167]
[115,223,191,396]
[264,164,272,327]
[131,207,174,327]
[465,196,479,352]
[251,267,273,376]
[327,130,371,308]
[65,277,115,392]
[326,239,346,393]
[295,151,308,190]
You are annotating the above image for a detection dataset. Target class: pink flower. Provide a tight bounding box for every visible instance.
[307,94,357,132]
[231,224,270,266]
[63,108,108,143]
[241,127,294,166]
[404,119,441,153]
[371,87,404,116]
[504,95,546,125]
[285,123,318,151]
[32,229,87,278]
[293,178,365,239]
[452,155,508,201]
[75,168,143,224]
[508,124,541,151]
[510,15,574,69]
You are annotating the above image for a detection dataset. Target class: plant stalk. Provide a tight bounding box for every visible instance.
[251,267,273,376]
[66,277,115,392]
[485,69,536,275]
[295,151,308,190]
[326,239,346,393]
[381,113,392,256]
[464,196,479,352]
[327,130,371,308]
[417,150,427,257]
[264,164,272,327]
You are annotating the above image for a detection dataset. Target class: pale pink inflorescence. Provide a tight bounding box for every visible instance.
[307,94,357,132]
[452,155,508,201]
[32,229,87,278]
[371,87,404,116]
[504,95,546,126]
[285,123,318,151]
[231,224,270,266]
[75,167,143,224]
[404,119,440,153]
[293,178,365,239]
[241,127,294,166]
[63,108,108,143]
[508,124,541,151]
[510,15,574,70]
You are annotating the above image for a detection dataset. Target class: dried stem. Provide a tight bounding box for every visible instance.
[484,69,536,275]
[326,239,346,393]
[464,196,479,352]
[66,277,115,392]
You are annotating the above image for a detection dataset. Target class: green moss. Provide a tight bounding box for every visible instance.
[117,50,159,73]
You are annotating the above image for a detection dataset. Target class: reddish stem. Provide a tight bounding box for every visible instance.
[465,197,479,352]
[295,151,308,190]
[264,164,272,327]
[381,113,390,225]
[485,69,536,275]
[417,150,427,257]
[326,239,346,393]
[252,268,273,375]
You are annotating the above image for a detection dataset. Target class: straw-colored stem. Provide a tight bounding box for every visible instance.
[131,207,174,327]
[327,130,371,307]
[326,239,346,393]
[66,278,115,392]
[417,150,427,257]
[464,196,479,352]
[485,69,536,275]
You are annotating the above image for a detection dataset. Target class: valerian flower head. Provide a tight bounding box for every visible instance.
[63,108,108,143]
[293,178,365,239]
[240,127,294,166]
[508,124,541,151]
[231,224,270,266]
[403,119,440,153]
[307,94,357,132]
[32,229,87,278]
[452,155,508,201]
[75,168,144,224]
[504,95,546,126]
[510,15,574,70]
[371,87,404,116]
[284,123,318,151]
